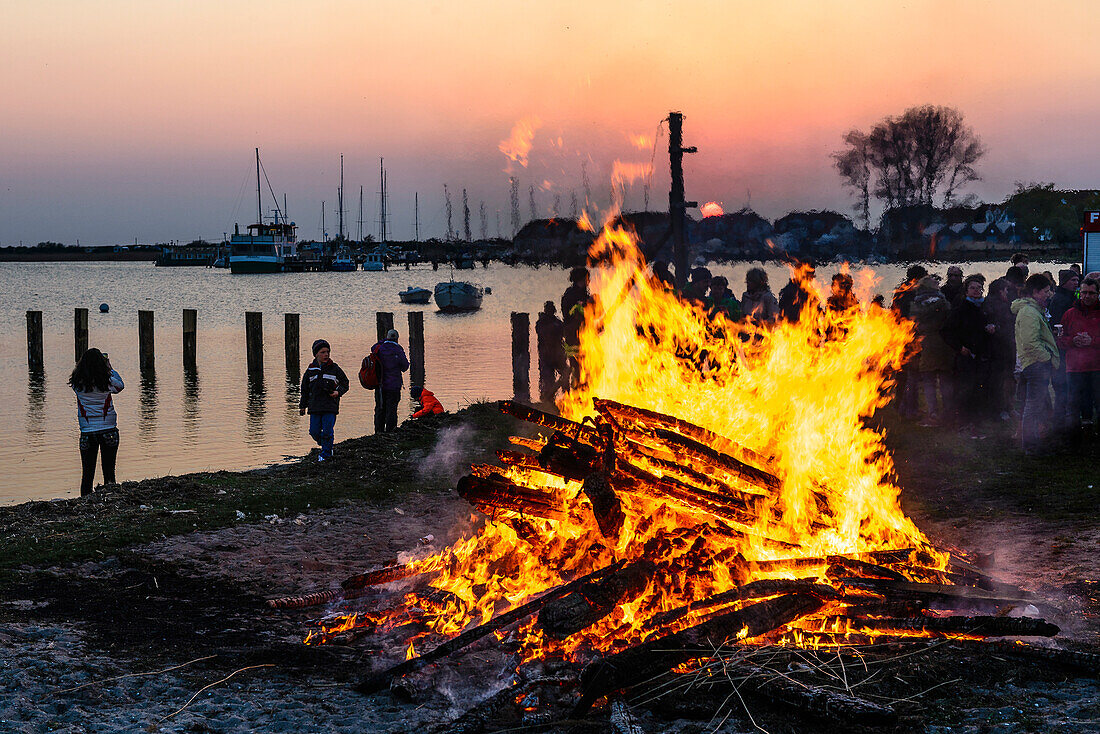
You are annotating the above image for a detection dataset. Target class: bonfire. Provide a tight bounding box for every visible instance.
[269,224,1081,729]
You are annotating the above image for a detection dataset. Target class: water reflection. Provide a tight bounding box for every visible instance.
[183,368,201,441]
[284,369,302,440]
[26,368,46,443]
[246,373,266,446]
[138,370,158,442]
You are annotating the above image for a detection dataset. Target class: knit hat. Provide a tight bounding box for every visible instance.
[1059,269,1079,286]
[411,385,423,400]
[311,339,330,356]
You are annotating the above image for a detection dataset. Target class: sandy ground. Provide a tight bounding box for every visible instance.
[1,473,1099,732]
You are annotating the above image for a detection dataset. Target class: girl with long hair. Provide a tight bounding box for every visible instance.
[69,348,124,495]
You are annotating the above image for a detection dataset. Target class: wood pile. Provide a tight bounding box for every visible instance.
[267,399,1090,731]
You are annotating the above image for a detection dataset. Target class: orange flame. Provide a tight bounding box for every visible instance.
[346,222,942,658]
[628,133,653,150]
[499,116,542,169]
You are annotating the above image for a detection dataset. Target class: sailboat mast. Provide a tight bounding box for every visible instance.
[414,192,420,242]
[321,200,326,243]
[255,148,262,224]
[338,155,345,240]
[378,157,387,245]
[357,186,364,242]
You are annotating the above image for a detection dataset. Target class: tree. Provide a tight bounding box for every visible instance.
[834,105,986,220]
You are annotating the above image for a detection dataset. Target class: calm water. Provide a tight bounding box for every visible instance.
[0,259,1051,504]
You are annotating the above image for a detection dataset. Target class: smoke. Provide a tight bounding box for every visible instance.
[418,423,477,486]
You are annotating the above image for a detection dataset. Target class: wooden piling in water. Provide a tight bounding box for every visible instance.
[246,312,263,374]
[285,313,300,375]
[183,309,197,370]
[376,311,394,343]
[511,312,530,402]
[138,310,155,371]
[26,311,43,371]
[74,308,89,361]
[408,311,425,386]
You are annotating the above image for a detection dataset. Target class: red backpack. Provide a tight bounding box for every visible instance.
[358,345,381,389]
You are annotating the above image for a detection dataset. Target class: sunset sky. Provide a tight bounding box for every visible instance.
[1,0,1097,245]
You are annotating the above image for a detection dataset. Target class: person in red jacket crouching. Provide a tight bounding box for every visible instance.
[1057,277,1100,434]
[411,385,445,419]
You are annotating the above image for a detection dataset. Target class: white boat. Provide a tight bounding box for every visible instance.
[399,286,432,304]
[230,149,297,274]
[434,280,483,313]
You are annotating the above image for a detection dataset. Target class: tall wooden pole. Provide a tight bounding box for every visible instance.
[27,311,43,371]
[376,311,394,344]
[668,111,698,289]
[138,310,155,371]
[284,313,300,376]
[182,309,197,370]
[408,311,425,386]
[246,311,263,374]
[511,312,530,402]
[74,308,89,361]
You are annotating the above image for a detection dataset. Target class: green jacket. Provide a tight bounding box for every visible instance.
[1012,297,1060,370]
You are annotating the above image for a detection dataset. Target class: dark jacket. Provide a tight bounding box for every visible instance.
[943,299,993,360]
[778,280,818,322]
[1048,286,1076,329]
[371,339,410,391]
[299,359,350,414]
[561,284,590,347]
[941,277,965,307]
[983,288,1016,366]
[535,312,565,365]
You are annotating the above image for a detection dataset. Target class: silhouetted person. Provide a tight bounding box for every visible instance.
[779,262,819,322]
[912,276,954,426]
[941,266,965,305]
[707,276,741,320]
[650,260,674,289]
[371,329,410,433]
[70,348,124,495]
[684,266,713,306]
[983,278,1016,420]
[561,267,592,386]
[943,276,996,432]
[826,273,858,313]
[535,300,566,402]
[299,339,350,462]
[741,267,779,324]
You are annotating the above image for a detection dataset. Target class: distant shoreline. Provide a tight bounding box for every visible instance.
[0,251,158,263]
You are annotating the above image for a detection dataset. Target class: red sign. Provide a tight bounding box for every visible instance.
[1085,211,1100,232]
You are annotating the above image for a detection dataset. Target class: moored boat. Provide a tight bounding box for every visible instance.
[362,249,386,271]
[398,287,432,304]
[434,280,483,313]
[230,149,297,274]
[331,251,357,271]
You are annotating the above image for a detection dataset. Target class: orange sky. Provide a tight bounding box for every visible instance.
[1,0,1098,243]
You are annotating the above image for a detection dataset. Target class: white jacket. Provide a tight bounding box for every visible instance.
[73,370,125,432]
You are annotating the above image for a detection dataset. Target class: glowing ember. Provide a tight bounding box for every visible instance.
[313,222,950,659]
[700,201,724,217]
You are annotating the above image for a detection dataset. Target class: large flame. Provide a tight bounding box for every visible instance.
[499,116,542,170]
[324,223,940,657]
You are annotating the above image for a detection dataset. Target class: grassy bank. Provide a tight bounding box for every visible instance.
[2,400,1095,582]
[0,403,517,578]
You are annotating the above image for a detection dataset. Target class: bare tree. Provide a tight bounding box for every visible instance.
[834,105,986,220]
[462,188,471,242]
[509,177,520,236]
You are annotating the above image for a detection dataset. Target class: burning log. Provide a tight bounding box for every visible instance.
[538,559,656,638]
[572,593,825,715]
[357,561,625,695]
[834,615,1059,638]
[498,400,601,447]
[644,578,839,631]
[726,662,898,727]
[841,578,1060,616]
[826,555,906,581]
[614,460,756,525]
[593,398,772,469]
[581,470,625,540]
[342,560,432,592]
[457,474,565,520]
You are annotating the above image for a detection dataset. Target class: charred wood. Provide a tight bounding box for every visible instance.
[835,615,1059,638]
[593,398,772,469]
[572,593,825,715]
[342,561,430,591]
[458,474,565,520]
[826,555,906,581]
[729,662,898,727]
[614,460,755,524]
[609,697,645,734]
[356,561,625,695]
[840,578,1060,616]
[539,559,656,638]
[582,471,625,539]
[645,578,839,631]
[953,640,1100,677]
[498,400,601,446]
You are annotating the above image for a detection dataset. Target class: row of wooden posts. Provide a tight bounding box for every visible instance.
[26,308,536,400]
